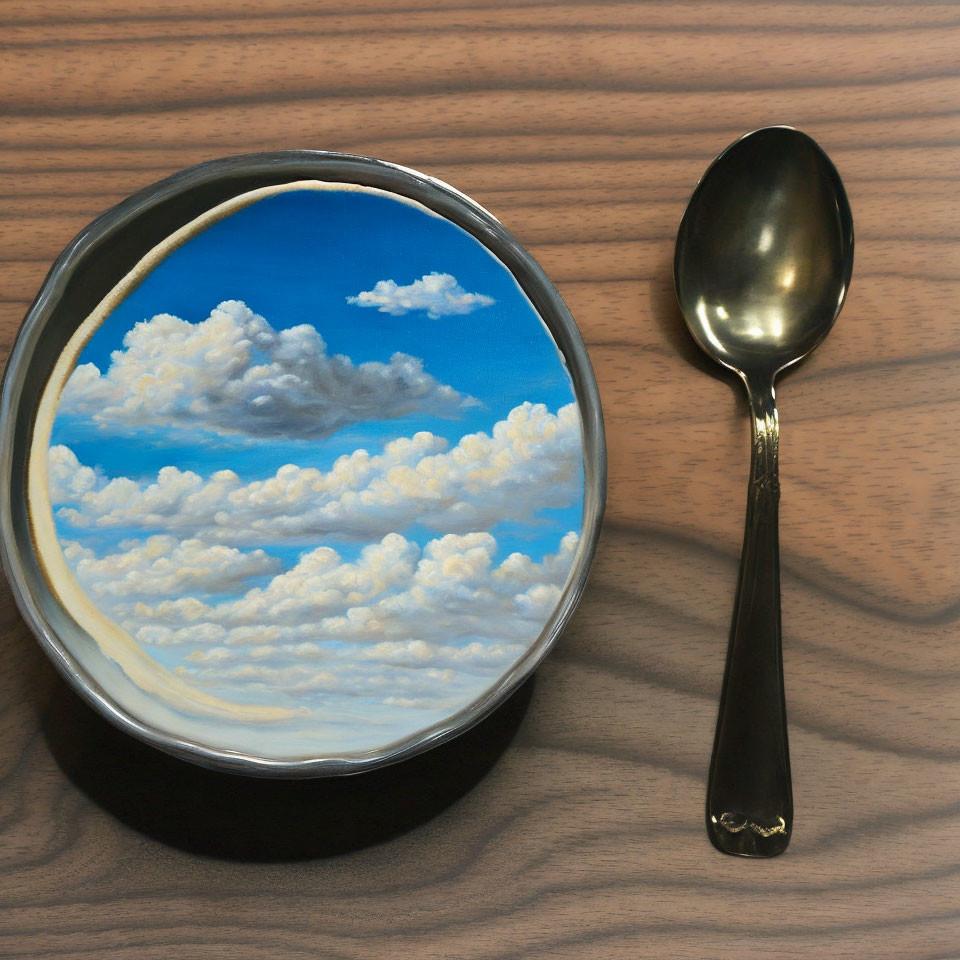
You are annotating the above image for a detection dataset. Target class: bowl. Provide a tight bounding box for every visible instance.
[0,152,605,776]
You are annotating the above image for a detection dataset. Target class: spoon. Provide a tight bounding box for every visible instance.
[674,126,854,857]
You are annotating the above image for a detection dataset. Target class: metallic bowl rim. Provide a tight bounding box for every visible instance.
[0,151,606,777]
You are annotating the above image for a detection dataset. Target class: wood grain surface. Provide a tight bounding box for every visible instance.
[2,1,960,957]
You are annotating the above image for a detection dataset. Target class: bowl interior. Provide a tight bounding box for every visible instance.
[1,154,604,775]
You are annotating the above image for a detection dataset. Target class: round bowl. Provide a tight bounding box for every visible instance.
[0,152,605,776]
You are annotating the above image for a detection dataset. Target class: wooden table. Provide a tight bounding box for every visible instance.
[2,2,959,957]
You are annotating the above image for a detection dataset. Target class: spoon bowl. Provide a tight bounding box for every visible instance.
[676,126,853,378]
[674,127,853,857]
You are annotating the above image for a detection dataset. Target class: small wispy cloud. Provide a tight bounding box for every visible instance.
[347,272,494,318]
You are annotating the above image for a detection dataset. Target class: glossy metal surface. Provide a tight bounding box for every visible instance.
[674,127,854,856]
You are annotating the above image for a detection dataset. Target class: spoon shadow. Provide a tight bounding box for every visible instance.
[648,256,746,415]
[41,672,534,862]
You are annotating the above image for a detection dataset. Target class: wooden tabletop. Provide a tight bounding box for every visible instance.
[2,2,960,957]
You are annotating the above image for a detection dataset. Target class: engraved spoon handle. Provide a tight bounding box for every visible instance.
[706,373,793,857]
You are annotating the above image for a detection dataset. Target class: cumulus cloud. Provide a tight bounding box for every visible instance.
[51,402,582,543]
[217,533,420,626]
[67,529,579,709]
[63,535,280,600]
[50,370,583,719]
[313,531,577,647]
[125,529,578,645]
[346,272,494,318]
[58,300,470,441]
[48,444,104,504]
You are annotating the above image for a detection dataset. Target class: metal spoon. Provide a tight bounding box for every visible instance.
[674,127,854,857]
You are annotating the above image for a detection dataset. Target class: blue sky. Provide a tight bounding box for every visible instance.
[44,185,586,736]
[51,186,582,563]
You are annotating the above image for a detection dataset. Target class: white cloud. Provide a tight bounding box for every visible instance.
[51,401,582,543]
[58,300,470,441]
[63,534,280,600]
[185,641,329,666]
[128,529,577,647]
[75,528,579,709]
[356,639,526,674]
[49,354,583,720]
[179,657,499,712]
[48,444,103,503]
[179,658,479,711]
[134,621,229,648]
[219,533,420,626]
[347,272,494,318]
[314,531,576,646]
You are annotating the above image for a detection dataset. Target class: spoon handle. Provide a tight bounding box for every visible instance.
[706,374,793,857]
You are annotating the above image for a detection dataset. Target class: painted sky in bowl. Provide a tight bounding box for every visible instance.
[46,186,584,748]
